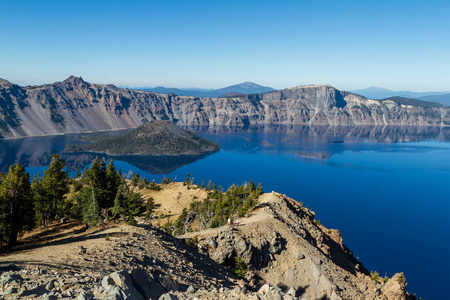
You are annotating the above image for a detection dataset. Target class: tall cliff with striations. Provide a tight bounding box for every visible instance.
[0,76,448,138]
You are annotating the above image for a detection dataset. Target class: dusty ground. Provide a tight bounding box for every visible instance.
[139,182,207,225]
[0,181,207,273]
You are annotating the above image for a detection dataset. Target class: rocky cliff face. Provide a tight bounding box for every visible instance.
[179,192,413,300]
[0,76,448,138]
[0,187,414,300]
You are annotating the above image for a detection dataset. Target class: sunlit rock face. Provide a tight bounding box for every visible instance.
[0,76,447,138]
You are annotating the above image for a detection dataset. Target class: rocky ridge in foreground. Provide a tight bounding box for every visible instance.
[0,186,414,299]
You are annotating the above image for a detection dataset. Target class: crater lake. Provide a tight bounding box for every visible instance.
[1,125,449,300]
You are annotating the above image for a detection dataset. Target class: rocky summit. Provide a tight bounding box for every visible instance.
[0,182,414,300]
[0,76,449,138]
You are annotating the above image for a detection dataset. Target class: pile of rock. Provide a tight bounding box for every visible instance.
[172,283,301,300]
[0,264,101,299]
[0,264,301,300]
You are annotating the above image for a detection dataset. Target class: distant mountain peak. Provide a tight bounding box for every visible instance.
[0,78,12,86]
[63,75,86,85]
[133,81,276,97]
[236,81,264,88]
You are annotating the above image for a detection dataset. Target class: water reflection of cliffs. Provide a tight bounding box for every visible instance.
[187,125,450,161]
[186,125,450,143]
[1,126,449,172]
[0,134,212,173]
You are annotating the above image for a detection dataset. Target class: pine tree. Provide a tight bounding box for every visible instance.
[32,175,50,227]
[35,154,70,225]
[78,157,104,224]
[105,160,120,208]
[0,163,33,246]
[112,182,142,224]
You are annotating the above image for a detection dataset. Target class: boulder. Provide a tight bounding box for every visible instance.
[102,275,116,289]
[382,273,408,300]
[158,293,179,300]
[159,276,187,292]
[258,283,270,293]
[102,285,128,300]
[207,238,217,249]
[0,273,23,284]
[105,271,144,300]
[130,268,166,300]
[0,264,20,272]
[20,285,48,297]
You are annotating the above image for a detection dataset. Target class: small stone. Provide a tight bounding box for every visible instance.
[274,290,283,300]
[232,286,242,296]
[287,287,297,296]
[46,279,57,290]
[42,293,59,300]
[102,275,116,288]
[4,287,18,295]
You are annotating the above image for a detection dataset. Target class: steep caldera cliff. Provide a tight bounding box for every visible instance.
[0,76,448,138]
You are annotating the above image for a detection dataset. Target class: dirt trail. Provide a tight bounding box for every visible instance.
[180,192,274,239]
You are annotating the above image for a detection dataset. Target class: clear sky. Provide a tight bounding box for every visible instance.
[1,0,449,91]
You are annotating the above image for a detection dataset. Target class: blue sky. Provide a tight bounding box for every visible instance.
[1,0,449,91]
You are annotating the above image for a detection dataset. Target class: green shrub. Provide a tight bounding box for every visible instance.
[370,271,380,283]
[163,181,262,235]
[233,255,248,279]
[185,235,199,248]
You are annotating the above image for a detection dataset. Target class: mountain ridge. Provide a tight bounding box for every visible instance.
[133,81,276,97]
[1,76,450,139]
[351,86,450,103]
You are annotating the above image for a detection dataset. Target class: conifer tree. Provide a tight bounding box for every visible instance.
[33,154,70,226]
[0,163,33,245]
[105,160,120,208]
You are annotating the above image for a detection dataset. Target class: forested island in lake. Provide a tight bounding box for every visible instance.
[64,120,220,156]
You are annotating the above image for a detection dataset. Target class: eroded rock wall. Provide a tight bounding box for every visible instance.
[0,76,448,138]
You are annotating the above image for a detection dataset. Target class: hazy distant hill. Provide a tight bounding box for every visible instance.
[135,81,275,97]
[380,96,443,108]
[351,86,449,100]
[416,94,450,106]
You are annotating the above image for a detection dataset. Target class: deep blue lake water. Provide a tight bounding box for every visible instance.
[1,125,449,300]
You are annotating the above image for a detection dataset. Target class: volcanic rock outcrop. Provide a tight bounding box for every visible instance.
[0,76,448,138]
[0,185,414,299]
